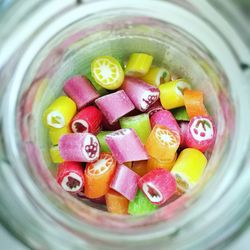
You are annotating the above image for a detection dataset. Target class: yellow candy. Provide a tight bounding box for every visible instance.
[50,145,64,163]
[49,126,71,145]
[125,53,153,77]
[142,67,170,87]
[91,56,124,90]
[159,79,191,110]
[171,148,207,192]
[43,96,77,129]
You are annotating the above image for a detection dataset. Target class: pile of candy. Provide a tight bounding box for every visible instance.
[43,53,216,215]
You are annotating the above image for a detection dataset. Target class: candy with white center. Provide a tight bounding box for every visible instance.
[56,162,84,194]
[146,100,164,117]
[106,128,149,164]
[138,169,176,205]
[185,116,216,152]
[70,106,102,135]
[110,164,140,201]
[122,77,160,112]
[43,96,77,129]
[59,133,100,162]
[63,75,100,109]
[95,90,135,124]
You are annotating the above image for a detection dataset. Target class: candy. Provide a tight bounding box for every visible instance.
[91,56,124,90]
[171,107,190,121]
[130,161,148,177]
[95,90,135,124]
[43,96,77,129]
[125,53,153,77]
[49,125,71,145]
[184,89,208,119]
[63,76,100,109]
[106,129,149,164]
[96,131,111,152]
[59,133,100,162]
[138,169,176,205]
[147,155,177,172]
[142,67,170,87]
[110,164,140,201]
[105,190,129,215]
[122,77,160,112]
[84,153,116,198]
[119,113,151,144]
[146,100,164,117]
[185,116,216,152]
[86,73,109,96]
[49,145,64,163]
[159,79,191,110]
[150,110,181,135]
[128,190,157,215]
[179,121,189,148]
[145,125,180,162]
[70,106,102,134]
[56,162,84,194]
[171,148,207,192]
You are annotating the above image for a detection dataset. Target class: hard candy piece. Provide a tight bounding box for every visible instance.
[106,128,149,164]
[171,107,190,121]
[110,164,140,201]
[130,161,148,177]
[56,162,84,194]
[119,113,151,144]
[59,133,100,162]
[147,155,177,172]
[138,169,176,205]
[50,145,64,163]
[86,72,109,96]
[97,131,111,152]
[95,90,135,124]
[63,75,100,109]
[146,100,164,117]
[171,148,207,192]
[179,121,189,148]
[185,116,216,152]
[122,77,160,112]
[49,125,71,145]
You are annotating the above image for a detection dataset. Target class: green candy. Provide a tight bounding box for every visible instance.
[97,131,111,152]
[119,114,151,144]
[128,190,158,215]
[86,73,108,96]
[171,107,190,121]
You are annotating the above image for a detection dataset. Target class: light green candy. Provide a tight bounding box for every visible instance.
[128,190,158,215]
[97,131,111,152]
[86,73,108,96]
[119,114,151,144]
[171,107,190,121]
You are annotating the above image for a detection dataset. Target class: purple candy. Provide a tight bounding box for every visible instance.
[122,77,160,112]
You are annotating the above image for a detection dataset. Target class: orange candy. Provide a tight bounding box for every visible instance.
[105,190,129,214]
[130,161,148,177]
[147,154,177,172]
[84,153,116,198]
[145,125,180,162]
[184,89,208,119]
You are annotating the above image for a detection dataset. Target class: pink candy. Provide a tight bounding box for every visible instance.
[95,90,135,125]
[138,169,176,205]
[59,133,100,162]
[185,116,216,152]
[106,128,149,164]
[122,77,160,112]
[146,100,164,117]
[63,76,100,109]
[179,121,189,148]
[110,164,140,200]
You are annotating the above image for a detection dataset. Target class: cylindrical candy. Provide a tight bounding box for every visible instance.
[84,153,116,198]
[171,148,207,192]
[125,53,153,77]
[70,106,102,135]
[97,131,111,152]
[138,169,176,205]
[184,89,208,119]
[159,79,191,110]
[179,121,189,148]
[106,128,149,164]
[122,77,160,112]
[142,67,170,87]
[171,107,190,121]
[130,161,148,177]
[95,90,135,124]
[43,96,77,129]
[86,73,109,96]
[119,113,151,144]
[147,155,177,172]
[63,76,100,109]
[145,125,180,162]
[49,125,71,145]
[56,162,84,194]
[185,116,216,152]
[50,145,64,163]
[110,164,140,201]
[146,100,164,117]
[59,133,100,162]
[150,110,181,136]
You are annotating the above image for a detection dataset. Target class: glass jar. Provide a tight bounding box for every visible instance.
[0,0,250,249]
